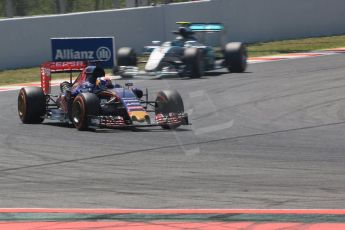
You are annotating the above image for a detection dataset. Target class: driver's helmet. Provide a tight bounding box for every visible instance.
[178,26,194,39]
[96,76,114,89]
[85,66,105,85]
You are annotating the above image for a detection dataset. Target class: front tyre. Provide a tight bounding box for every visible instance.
[155,90,184,129]
[184,47,204,78]
[117,47,137,66]
[72,93,100,131]
[18,87,45,124]
[224,42,247,73]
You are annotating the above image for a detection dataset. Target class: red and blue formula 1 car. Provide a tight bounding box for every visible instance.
[17,61,189,130]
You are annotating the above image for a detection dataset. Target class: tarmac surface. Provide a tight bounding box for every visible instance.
[1,54,345,209]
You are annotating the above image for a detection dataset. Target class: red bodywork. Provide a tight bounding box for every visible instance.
[40,61,86,94]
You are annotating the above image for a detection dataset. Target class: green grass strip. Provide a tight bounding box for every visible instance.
[1,34,344,86]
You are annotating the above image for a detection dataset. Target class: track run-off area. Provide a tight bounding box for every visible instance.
[0,49,345,228]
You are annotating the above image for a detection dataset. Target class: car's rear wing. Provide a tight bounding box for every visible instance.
[176,22,225,33]
[189,23,224,32]
[40,61,86,94]
[176,22,226,48]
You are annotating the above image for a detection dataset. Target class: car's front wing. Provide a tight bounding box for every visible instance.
[88,113,190,129]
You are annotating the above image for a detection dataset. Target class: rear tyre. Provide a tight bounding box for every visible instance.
[224,42,247,73]
[155,90,184,129]
[184,47,204,78]
[72,93,100,131]
[117,47,137,66]
[18,87,45,124]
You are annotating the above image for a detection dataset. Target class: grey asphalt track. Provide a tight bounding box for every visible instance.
[1,54,345,209]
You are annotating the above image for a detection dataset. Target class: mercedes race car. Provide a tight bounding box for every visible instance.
[117,22,247,78]
[18,61,189,130]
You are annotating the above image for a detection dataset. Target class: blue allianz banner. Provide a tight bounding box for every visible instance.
[51,37,115,68]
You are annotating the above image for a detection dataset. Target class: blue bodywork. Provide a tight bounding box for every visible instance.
[113,88,144,112]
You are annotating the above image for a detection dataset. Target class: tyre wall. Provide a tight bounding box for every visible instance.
[1,0,344,70]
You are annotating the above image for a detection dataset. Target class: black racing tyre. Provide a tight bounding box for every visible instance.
[224,42,247,73]
[18,87,45,124]
[183,47,204,78]
[112,65,119,75]
[71,93,100,131]
[117,47,137,66]
[155,90,184,129]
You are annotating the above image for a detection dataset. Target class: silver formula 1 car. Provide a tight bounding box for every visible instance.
[117,22,247,78]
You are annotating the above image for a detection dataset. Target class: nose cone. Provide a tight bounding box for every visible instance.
[145,60,160,72]
[145,47,169,72]
[129,111,150,123]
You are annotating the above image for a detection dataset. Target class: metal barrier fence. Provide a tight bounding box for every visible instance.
[1,0,344,70]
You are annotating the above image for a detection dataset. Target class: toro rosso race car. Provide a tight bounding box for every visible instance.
[18,61,189,130]
[117,22,247,78]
